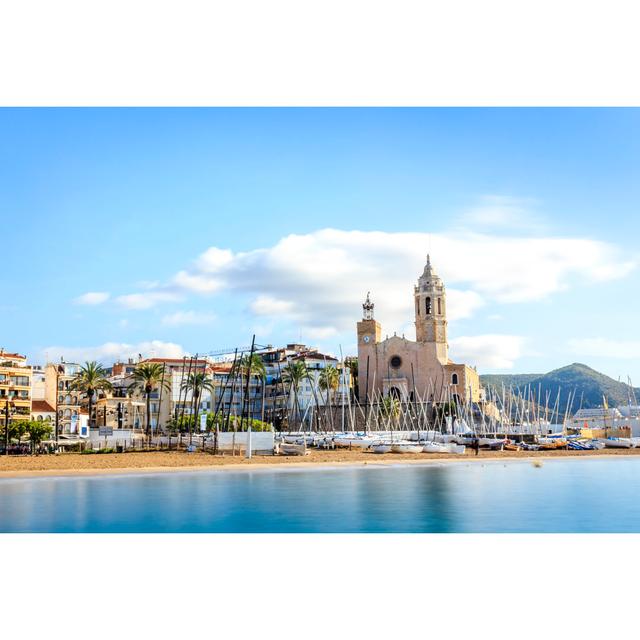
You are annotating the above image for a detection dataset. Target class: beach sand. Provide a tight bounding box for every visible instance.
[1,446,640,478]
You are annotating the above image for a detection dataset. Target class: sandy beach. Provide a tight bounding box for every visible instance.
[1,447,640,478]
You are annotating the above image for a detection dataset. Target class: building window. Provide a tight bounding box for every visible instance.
[425,297,431,315]
[65,395,71,404]
[452,373,459,385]
[437,298,442,315]
[390,355,402,369]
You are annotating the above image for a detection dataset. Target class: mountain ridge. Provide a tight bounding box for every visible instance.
[480,363,640,409]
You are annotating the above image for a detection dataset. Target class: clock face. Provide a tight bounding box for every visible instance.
[363,335,371,343]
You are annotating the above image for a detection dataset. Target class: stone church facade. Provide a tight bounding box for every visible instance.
[356,256,482,404]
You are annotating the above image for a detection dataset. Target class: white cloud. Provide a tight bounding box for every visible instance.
[568,338,640,360]
[250,295,296,316]
[449,334,527,370]
[101,227,635,340]
[116,291,182,310]
[41,340,186,364]
[457,195,544,232]
[74,291,110,305]
[161,310,216,327]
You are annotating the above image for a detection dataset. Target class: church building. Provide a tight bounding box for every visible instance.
[356,256,482,404]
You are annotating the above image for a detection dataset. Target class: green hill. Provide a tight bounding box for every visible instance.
[480,363,640,410]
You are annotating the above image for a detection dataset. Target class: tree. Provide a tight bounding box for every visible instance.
[282,360,307,426]
[238,354,267,425]
[318,365,340,404]
[24,420,53,453]
[380,396,401,425]
[181,371,215,434]
[131,362,170,437]
[70,361,113,428]
[181,371,215,401]
[2,420,27,446]
[238,353,266,380]
[345,357,358,400]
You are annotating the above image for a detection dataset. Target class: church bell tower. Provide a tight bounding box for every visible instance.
[356,292,381,401]
[414,255,448,362]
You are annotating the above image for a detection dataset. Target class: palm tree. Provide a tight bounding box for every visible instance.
[238,353,266,380]
[181,371,215,433]
[282,360,307,426]
[130,362,170,437]
[318,365,340,404]
[346,357,358,401]
[70,361,113,429]
[238,354,266,425]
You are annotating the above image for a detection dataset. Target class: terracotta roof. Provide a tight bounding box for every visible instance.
[210,363,234,372]
[32,400,55,413]
[0,352,26,360]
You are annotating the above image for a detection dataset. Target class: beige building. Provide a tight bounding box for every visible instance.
[44,361,83,434]
[0,350,32,423]
[357,256,482,404]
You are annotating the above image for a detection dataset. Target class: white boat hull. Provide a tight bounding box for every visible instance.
[334,437,380,449]
[279,443,309,456]
[391,443,423,454]
[603,438,633,449]
[372,444,392,454]
[423,442,448,453]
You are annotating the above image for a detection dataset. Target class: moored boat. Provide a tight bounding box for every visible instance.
[391,442,423,454]
[372,443,392,454]
[423,442,449,453]
[603,437,633,449]
[445,443,466,455]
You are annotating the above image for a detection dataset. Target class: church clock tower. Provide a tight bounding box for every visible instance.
[356,292,381,401]
[414,255,448,362]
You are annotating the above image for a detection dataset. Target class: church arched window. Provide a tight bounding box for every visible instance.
[425,297,431,315]
[452,373,458,385]
[437,298,442,315]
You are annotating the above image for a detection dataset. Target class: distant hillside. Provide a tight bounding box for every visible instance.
[480,363,640,410]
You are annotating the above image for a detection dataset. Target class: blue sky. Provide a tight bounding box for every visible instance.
[2,108,640,380]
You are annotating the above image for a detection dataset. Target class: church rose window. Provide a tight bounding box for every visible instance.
[390,355,402,368]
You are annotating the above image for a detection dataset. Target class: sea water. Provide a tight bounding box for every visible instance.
[1,458,639,533]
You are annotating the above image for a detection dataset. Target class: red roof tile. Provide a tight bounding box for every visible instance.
[32,400,55,413]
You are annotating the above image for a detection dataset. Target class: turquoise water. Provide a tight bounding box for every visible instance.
[1,458,640,532]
